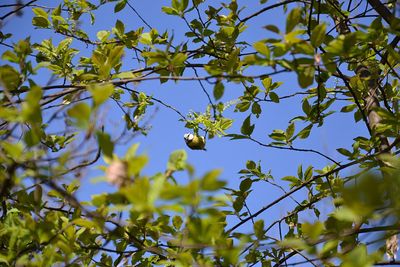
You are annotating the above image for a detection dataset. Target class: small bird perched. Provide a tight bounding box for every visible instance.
[184,133,206,150]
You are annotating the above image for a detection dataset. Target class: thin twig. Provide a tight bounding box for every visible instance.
[0,0,38,20]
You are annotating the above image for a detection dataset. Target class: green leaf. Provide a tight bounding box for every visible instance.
[253,42,270,58]
[180,0,189,12]
[387,46,400,66]
[269,92,279,103]
[97,30,110,41]
[297,124,313,139]
[262,77,272,92]
[240,178,252,192]
[172,0,179,10]
[236,100,251,112]
[127,155,148,176]
[88,83,114,107]
[220,118,233,131]
[23,128,40,147]
[325,38,345,55]
[233,196,244,212]
[321,53,337,73]
[148,174,165,204]
[337,148,352,157]
[333,207,360,222]
[172,216,183,230]
[32,7,48,17]
[92,193,107,207]
[264,25,280,34]
[73,218,100,230]
[286,123,295,140]
[167,150,187,171]
[140,32,152,45]
[302,99,311,115]
[171,53,187,67]
[0,65,21,91]
[286,8,301,33]
[271,81,283,90]
[109,46,124,68]
[304,166,313,180]
[0,107,20,122]
[52,4,61,16]
[254,220,265,239]
[310,23,326,47]
[341,244,374,267]
[32,16,50,28]
[1,142,23,159]
[21,86,42,124]
[269,129,286,141]
[115,71,135,79]
[162,6,179,16]
[114,0,127,13]
[302,221,324,240]
[201,170,224,191]
[246,160,256,170]
[115,20,125,35]
[213,82,224,100]
[2,50,19,63]
[297,164,303,179]
[281,175,299,184]
[251,102,262,117]
[67,102,91,129]
[340,104,357,113]
[241,115,255,136]
[297,65,315,88]
[96,131,114,158]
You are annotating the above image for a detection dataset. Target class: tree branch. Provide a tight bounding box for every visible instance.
[0,0,38,20]
[227,136,400,234]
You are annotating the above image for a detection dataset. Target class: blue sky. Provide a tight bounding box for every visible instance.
[0,0,370,259]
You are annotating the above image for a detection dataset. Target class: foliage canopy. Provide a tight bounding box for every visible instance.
[0,0,400,266]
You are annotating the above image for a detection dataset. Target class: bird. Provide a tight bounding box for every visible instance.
[183,133,206,150]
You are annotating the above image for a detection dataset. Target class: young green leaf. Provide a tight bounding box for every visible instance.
[254,220,265,239]
[269,92,279,103]
[286,8,301,33]
[88,83,114,107]
[96,131,114,158]
[241,115,255,136]
[311,23,326,48]
[286,123,295,140]
[213,82,224,100]
[253,42,270,58]
[67,103,91,129]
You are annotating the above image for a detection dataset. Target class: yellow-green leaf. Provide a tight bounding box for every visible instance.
[311,23,326,48]
[88,83,114,107]
[253,42,270,58]
[67,102,91,129]
[286,8,301,33]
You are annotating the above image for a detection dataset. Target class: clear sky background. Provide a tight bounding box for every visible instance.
[0,0,370,256]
